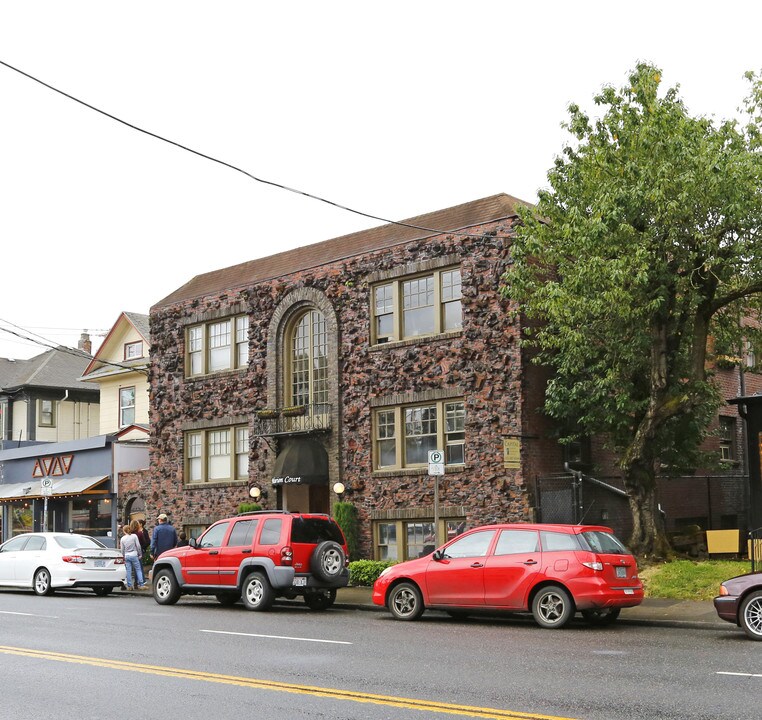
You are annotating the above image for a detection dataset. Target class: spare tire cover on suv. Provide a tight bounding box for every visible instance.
[310,541,346,582]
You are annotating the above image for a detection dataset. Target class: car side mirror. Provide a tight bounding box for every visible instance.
[432,549,443,561]
[189,537,198,549]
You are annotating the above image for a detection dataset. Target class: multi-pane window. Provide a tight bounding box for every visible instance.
[371,267,462,344]
[374,400,466,470]
[375,519,467,561]
[186,315,249,377]
[119,386,136,427]
[719,416,736,462]
[290,310,328,409]
[236,427,249,479]
[124,341,143,360]
[39,399,56,427]
[185,425,249,484]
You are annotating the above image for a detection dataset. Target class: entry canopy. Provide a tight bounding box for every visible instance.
[271,439,328,486]
[0,476,109,501]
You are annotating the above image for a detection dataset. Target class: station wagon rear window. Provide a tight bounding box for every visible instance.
[581,530,628,555]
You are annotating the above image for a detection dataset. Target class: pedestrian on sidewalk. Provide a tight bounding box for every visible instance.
[121,520,147,590]
[150,513,178,560]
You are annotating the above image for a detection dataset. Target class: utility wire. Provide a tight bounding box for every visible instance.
[0,59,518,240]
[0,321,149,377]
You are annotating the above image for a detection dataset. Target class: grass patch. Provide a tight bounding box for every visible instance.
[639,559,752,601]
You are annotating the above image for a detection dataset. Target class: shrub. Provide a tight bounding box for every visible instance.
[333,502,359,559]
[237,502,261,514]
[349,559,396,586]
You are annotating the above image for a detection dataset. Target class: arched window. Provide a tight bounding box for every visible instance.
[289,310,328,409]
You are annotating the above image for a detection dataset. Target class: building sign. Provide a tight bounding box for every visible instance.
[272,476,302,486]
[503,438,520,469]
[32,455,73,478]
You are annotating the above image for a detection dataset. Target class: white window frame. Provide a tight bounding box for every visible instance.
[124,341,143,360]
[119,386,136,428]
[371,267,462,345]
[186,315,249,377]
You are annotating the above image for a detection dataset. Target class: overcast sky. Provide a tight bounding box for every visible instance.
[1,1,760,359]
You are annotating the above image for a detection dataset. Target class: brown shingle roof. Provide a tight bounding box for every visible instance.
[153,193,526,309]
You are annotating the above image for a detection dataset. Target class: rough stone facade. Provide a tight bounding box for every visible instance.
[148,199,564,559]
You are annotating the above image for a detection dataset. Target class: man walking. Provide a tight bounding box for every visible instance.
[150,512,178,560]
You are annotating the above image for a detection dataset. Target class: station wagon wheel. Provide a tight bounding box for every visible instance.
[581,607,621,625]
[311,541,346,582]
[532,585,573,629]
[739,590,762,641]
[33,568,54,596]
[242,571,274,611]
[388,582,424,621]
[153,569,181,605]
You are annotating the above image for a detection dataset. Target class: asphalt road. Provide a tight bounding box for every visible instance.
[0,589,758,720]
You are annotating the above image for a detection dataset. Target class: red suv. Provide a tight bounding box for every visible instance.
[372,523,642,627]
[152,511,349,611]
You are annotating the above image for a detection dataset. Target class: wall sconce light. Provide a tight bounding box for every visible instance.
[332,482,346,497]
[250,486,262,500]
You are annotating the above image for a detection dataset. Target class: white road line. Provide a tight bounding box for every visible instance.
[717,671,762,679]
[0,611,59,619]
[200,629,352,645]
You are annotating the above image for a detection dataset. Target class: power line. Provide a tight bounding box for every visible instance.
[0,320,149,377]
[0,59,518,240]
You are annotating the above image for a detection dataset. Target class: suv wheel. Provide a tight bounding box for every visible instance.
[242,571,273,611]
[153,569,181,605]
[304,588,337,611]
[310,541,346,582]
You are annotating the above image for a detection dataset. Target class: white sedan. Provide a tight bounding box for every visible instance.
[0,532,126,596]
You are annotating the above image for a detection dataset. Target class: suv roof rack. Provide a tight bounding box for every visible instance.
[236,509,291,517]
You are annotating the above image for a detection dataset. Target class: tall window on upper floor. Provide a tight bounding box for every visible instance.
[186,315,249,377]
[38,399,56,428]
[119,387,136,427]
[372,267,462,344]
[373,399,465,470]
[719,416,736,462]
[289,310,328,409]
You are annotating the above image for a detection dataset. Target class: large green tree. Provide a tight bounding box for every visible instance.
[502,64,762,556]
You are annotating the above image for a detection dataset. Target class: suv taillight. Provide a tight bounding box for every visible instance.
[280,546,293,565]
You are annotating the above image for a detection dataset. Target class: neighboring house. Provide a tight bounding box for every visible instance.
[144,193,760,559]
[0,339,100,447]
[80,312,150,441]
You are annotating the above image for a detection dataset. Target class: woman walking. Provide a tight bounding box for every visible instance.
[121,520,147,590]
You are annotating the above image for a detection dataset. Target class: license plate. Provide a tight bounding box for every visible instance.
[94,559,106,568]
[292,577,307,587]
[623,588,635,595]
[616,566,627,578]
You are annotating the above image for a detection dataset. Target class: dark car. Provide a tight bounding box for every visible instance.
[372,522,643,628]
[714,571,762,640]
[152,511,349,611]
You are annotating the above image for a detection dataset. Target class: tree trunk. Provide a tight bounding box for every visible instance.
[622,461,671,558]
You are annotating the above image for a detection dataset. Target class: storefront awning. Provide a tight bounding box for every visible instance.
[0,476,109,501]
[271,439,328,486]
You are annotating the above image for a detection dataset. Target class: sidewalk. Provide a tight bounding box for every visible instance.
[335,586,729,629]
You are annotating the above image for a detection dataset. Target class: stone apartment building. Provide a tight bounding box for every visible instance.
[146,194,564,559]
[145,193,758,559]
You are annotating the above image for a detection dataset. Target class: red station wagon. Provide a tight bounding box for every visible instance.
[372,523,643,627]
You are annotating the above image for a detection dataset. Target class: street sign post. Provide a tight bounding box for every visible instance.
[428,450,445,546]
[41,477,53,531]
